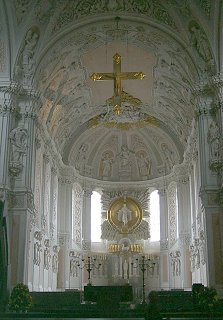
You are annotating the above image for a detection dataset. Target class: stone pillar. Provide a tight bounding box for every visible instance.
[195,81,223,289]
[2,85,38,287]
[82,187,92,251]
[49,167,58,242]
[57,177,72,289]
[0,86,13,190]
[159,188,169,289]
[177,175,192,289]
[212,73,223,188]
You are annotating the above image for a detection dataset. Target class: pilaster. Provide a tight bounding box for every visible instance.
[57,177,72,289]
[194,79,223,289]
[176,174,192,289]
[158,188,169,289]
[82,187,92,251]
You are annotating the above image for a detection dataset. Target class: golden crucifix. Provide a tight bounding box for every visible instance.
[90,53,145,115]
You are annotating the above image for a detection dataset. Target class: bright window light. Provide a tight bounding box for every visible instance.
[150,190,160,242]
[91,191,102,242]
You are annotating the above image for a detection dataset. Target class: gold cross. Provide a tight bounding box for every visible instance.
[90,53,145,115]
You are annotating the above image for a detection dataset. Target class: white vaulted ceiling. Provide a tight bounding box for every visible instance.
[4,0,220,184]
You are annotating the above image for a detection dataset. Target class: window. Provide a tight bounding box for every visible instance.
[150,190,160,242]
[91,191,102,242]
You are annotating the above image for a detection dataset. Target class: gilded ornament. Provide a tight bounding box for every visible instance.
[107,197,143,234]
[90,53,145,115]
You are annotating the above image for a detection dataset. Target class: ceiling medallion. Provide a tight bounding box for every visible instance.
[107,196,143,234]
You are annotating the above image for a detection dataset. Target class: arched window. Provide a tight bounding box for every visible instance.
[150,190,160,242]
[91,191,102,242]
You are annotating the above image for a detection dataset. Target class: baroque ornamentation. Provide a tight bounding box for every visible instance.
[179,232,191,247]
[52,1,176,34]
[168,182,177,247]
[15,0,32,23]
[160,239,168,251]
[82,239,91,251]
[72,184,82,248]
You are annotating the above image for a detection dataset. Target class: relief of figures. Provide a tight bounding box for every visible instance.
[161,143,175,170]
[136,151,152,176]
[75,143,89,170]
[100,151,114,177]
[116,144,134,172]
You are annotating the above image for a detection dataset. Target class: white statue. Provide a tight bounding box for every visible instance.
[137,152,152,176]
[123,259,129,279]
[117,145,134,171]
[9,127,28,163]
[117,203,132,225]
[161,143,175,170]
[44,247,51,270]
[22,29,39,70]
[34,242,41,266]
[114,260,119,276]
[207,120,220,160]
[76,143,88,169]
[100,152,113,177]
[70,259,78,277]
[52,254,58,273]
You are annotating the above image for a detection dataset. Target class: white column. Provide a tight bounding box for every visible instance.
[177,176,192,289]
[5,88,38,287]
[82,187,92,251]
[159,188,169,289]
[195,81,223,289]
[57,177,72,289]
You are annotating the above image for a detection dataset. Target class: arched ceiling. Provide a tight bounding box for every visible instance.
[4,0,221,184]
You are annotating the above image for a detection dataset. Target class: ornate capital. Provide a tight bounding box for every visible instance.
[199,188,222,207]
[179,232,191,247]
[53,245,60,254]
[51,166,58,175]
[58,176,73,185]
[82,239,91,251]
[212,73,223,90]
[158,188,167,197]
[160,238,168,251]
[34,231,42,241]
[58,233,70,246]
[43,153,50,163]
[83,187,92,198]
